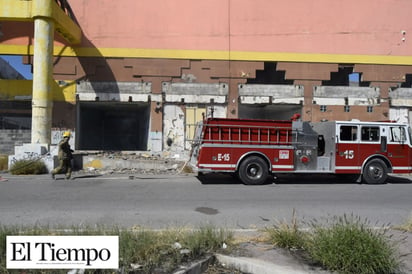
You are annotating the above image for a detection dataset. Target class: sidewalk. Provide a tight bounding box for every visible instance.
[215,229,411,274]
[177,228,412,274]
[217,230,332,274]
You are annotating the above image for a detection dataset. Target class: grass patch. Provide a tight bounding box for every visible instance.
[265,209,306,250]
[9,159,48,175]
[0,155,8,171]
[0,224,233,274]
[307,215,400,274]
[266,213,401,274]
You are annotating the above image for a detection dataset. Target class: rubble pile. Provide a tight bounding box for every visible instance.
[78,151,192,175]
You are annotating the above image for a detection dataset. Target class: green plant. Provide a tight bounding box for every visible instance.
[183,226,233,257]
[306,214,400,274]
[0,225,233,274]
[0,226,17,274]
[265,209,306,250]
[119,226,233,273]
[9,159,48,175]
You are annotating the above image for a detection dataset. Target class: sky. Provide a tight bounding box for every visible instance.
[0,55,33,79]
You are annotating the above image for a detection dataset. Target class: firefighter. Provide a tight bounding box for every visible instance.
[51,131,74,180]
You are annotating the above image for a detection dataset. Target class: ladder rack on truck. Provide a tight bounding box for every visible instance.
[201,118,296,145]
[189,117,412,185]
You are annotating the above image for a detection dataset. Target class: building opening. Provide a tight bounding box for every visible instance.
[77,102,149,150]
[0,101,31,129]
[239,104,301,120]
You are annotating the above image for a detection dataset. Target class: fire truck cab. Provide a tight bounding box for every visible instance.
[189,117,412,185]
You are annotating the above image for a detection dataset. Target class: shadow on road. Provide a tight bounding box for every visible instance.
[196,173,275,185]
[196,173,356,185]
[386,175,412,184]
[274,174,359,185]
[196,173,244,185]
[196,173,412,185]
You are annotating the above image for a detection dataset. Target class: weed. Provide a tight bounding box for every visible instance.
[184,226,233,257]
[0,224,233,274]
[265,209,306,250]
[9,159,48,175]
[265,213,401,274]
[306,214,400,274]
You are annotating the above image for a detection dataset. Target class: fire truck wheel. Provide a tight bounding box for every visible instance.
[238,156,269,185]
[362,159,388,185]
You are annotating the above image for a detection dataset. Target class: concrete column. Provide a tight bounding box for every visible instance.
[31,17,54,144]
[227,79,239,118]
[294,80,322,121]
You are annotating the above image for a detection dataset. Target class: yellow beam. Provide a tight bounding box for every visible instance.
[2,44,412,66]
[0,0,32,20]
[0,80,32,99]
[0,79,76,102]
[0,75,75,104]
[0,0,81,44]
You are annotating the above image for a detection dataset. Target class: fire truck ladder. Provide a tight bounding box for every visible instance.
[205,123,295,145]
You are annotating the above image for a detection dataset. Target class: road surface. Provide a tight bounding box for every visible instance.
[0,173,411,229]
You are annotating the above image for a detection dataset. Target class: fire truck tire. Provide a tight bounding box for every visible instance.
[238,156,269,185]
[362,159,388,184]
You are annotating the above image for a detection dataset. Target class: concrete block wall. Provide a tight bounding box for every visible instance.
[8,143,55,173]
[0,130,31,155]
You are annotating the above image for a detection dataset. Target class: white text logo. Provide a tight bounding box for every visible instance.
[6,236,118,269]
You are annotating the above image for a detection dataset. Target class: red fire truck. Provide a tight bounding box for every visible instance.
[189,117,412,185]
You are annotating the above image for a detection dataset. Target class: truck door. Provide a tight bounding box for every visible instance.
[387,125,410,172]
[359,125,381,161]
[335,124,360,173]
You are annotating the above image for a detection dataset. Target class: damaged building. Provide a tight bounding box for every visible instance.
[1,0,412,156]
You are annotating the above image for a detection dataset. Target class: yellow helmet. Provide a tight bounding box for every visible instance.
[63,131,71,138]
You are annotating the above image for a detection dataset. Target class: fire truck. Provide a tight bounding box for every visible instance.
[189,116,412,185]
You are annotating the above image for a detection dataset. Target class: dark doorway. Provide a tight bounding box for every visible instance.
[239,105,301,120]
[77,102,149,150]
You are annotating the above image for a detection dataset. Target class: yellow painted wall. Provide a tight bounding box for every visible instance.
[0,80,76,102]
[0,80,32,99]
[186,107,205,141]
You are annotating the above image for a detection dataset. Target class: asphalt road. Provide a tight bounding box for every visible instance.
[0,173,411,229]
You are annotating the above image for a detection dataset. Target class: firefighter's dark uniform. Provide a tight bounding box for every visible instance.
[51,132,73,179]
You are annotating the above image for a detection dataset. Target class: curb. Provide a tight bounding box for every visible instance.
[215,254,309,274]
[173,254,313,274]
[173,255,215,274]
